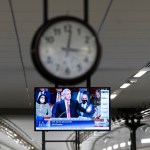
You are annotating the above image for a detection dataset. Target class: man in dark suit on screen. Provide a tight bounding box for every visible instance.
[53,88,92,118]
[71,88,90,103]
[78,93,95,118]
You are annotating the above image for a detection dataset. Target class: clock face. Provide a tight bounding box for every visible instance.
[32,16,101,85]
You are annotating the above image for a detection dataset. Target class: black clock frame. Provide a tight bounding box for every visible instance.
[31,16,102,85]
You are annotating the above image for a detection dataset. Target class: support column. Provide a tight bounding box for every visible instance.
[125,116,145,150]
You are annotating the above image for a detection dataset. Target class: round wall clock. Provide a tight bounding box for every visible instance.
[31,16,102,85]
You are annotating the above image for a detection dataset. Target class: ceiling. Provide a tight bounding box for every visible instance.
[0,0,150,150]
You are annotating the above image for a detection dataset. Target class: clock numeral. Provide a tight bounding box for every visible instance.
[45,36,54,44]
[65,67,71,75]
[77,28,81,35]
[85,36,90,44]
[54,28,61,35]
[47,56,52,64]
[64,24,72,33]
[84,57,89,63]
[77,64,82,71]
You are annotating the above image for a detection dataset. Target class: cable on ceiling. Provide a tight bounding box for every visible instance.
[97,0,114,34]
[8,0,32,107]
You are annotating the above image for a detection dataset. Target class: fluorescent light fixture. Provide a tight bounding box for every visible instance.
[141,108,150,113]
[142,114,149,118]
[134,70,147,77]
[110,94,117,99]
[113,144,118,149]
[128,141,131,145]
[144,112,150,115]
[120,83,130,89]
[120,142,126,147]
[102,149,106,150]
[141,138,150,143]
[120,119,125,123]
[107,146,112,150]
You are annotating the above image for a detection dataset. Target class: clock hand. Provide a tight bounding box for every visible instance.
[62,47,90,52]
[66,31,72,56]
[67,31,72,48]
[62,47,80,52]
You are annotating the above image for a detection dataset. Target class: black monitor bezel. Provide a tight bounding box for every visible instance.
[34,87,111,131]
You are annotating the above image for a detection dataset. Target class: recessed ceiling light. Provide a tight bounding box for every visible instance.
[141,138,150,143]
[141,108,150,113]
[110,94,117,99]
[107,146,112,150]
[128,141,131,145]
[120,142,126,147]
[113,144,118,149]
[120,83,130,89]
[133,70,147,77]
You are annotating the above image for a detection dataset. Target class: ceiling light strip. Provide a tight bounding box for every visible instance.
[141,138,150,143]
[111,61,150,100]
[120,83,130,89]
[0,120,36,150]
[133,70,147,77]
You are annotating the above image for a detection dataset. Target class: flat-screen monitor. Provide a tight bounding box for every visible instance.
[34,87,110,131]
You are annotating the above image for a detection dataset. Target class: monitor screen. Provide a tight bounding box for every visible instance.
[34,87,110,131]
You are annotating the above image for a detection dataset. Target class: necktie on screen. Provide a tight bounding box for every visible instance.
[67,102,71,118]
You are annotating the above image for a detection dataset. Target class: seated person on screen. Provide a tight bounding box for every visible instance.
[53,88,92,118]
[78,93,94,118]
[71,88,90,103]
[36,94,52,117]
[36,88,51,104]
[36,94,52,127]
[92,89,101,119]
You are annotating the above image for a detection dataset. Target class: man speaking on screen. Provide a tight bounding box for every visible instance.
[53,88,92,118]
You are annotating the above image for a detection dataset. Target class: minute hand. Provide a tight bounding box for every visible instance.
[62,47,87,52]
[65,31,72,56]
[67,31,72,48]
